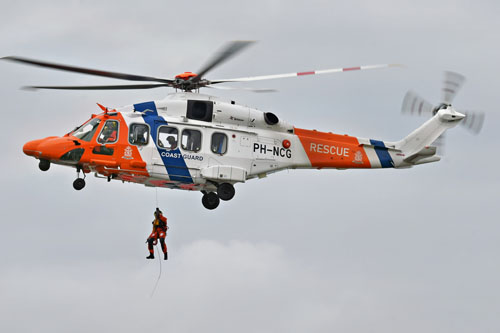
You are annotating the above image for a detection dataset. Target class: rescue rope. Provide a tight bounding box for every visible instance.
[150,187,162,298]
[150,244,162,298]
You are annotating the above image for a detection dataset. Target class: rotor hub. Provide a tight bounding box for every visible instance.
[175,72,198,80]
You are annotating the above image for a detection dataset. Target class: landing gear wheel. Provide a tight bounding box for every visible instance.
[202,192,220,210]
[73,178,86,191]
[39,159,50,171]
[217,183,235,201]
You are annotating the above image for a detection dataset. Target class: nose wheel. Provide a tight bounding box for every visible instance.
[202,192,220,210]
[39,159,50,171]
[73,166,86,191]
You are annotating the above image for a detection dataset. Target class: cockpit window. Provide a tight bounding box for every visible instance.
[98,120,119,144]
[71,118,101,142]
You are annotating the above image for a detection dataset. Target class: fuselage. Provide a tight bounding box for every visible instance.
[23,92,406,192]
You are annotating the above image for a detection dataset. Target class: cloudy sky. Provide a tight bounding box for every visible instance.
[0,1,499,332]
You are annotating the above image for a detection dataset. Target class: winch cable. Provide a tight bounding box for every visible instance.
[150,187,162,298]
[150,244,162,298]
[155,187,159,207]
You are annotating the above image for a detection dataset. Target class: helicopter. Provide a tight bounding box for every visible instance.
[3,41,484,209]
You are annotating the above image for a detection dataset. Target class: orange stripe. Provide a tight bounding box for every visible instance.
[295,127,371,168]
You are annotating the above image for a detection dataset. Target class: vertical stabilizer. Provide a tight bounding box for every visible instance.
[395,106,464,156]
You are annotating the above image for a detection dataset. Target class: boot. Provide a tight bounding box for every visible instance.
[146,253,154,259]
[164,252,168,260]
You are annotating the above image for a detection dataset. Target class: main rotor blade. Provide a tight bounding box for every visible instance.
[24,83,171,90]
[206,85,277,93]
[442,71,465,104]
[459,110,485,134]
[210,63,400,83]
[2,56,174,84]
[401,90,435,116]
[194,41,255,81]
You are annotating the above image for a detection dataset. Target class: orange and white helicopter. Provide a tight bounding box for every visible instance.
[3,41,484,209]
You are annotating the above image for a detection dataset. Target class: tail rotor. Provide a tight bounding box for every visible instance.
[401,71,485,137]
[460,110,485,135]
[442,71,466,105]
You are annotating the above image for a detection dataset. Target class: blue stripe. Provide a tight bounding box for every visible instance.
[135,101,193,183]
[370,139,394,168]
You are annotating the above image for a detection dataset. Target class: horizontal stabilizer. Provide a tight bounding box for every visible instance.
[404,146,439,165]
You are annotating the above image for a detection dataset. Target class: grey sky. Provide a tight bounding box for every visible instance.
[0,1,499,332]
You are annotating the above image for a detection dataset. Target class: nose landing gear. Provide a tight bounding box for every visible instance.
[39,159,50,171]
[73,166,86,191]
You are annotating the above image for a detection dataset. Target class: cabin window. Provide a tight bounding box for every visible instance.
[186,100,213,122]
[97,120,119,144]
[211,132,227,155]
[181,129,202,152]
[71,118,101,142]
[157,126,178,150]
[129,123,149,146]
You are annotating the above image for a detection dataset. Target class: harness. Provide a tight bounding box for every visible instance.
[152,215,167,231]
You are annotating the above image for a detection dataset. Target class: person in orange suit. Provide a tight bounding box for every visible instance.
[146,208,168,260]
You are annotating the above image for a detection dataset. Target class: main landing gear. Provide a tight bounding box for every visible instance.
[73,166,86,191]
[202,192,219,210]
[201,183,236,210]
[217,183,235,201]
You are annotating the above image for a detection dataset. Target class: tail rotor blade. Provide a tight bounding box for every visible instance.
[401,90,435,116]
[459,110,485,134]
[442,71,466,104]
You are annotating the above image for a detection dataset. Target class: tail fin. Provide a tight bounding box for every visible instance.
[394,106,465,158]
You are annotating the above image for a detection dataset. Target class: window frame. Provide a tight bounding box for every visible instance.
[211,132,228,155]
[97,119,120,145]
[128,123,150,146]
[180,128,202,153]
[186,100,214,122]
[92,146,114,156]
[157,125,179,150]
[71,118,102,142]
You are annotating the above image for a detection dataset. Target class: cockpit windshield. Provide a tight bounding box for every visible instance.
[71,118,102,142]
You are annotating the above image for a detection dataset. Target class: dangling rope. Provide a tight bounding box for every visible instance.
[150,244,162,298]
[149,187,162,298]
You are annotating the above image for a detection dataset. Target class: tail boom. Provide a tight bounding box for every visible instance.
[294,128,400,169]
[294,107,464,170]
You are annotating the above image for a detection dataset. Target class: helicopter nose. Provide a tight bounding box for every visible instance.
[23,139,44,157]
[23,136,60,158]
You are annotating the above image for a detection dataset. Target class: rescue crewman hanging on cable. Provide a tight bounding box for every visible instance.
[146,208,168,260]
